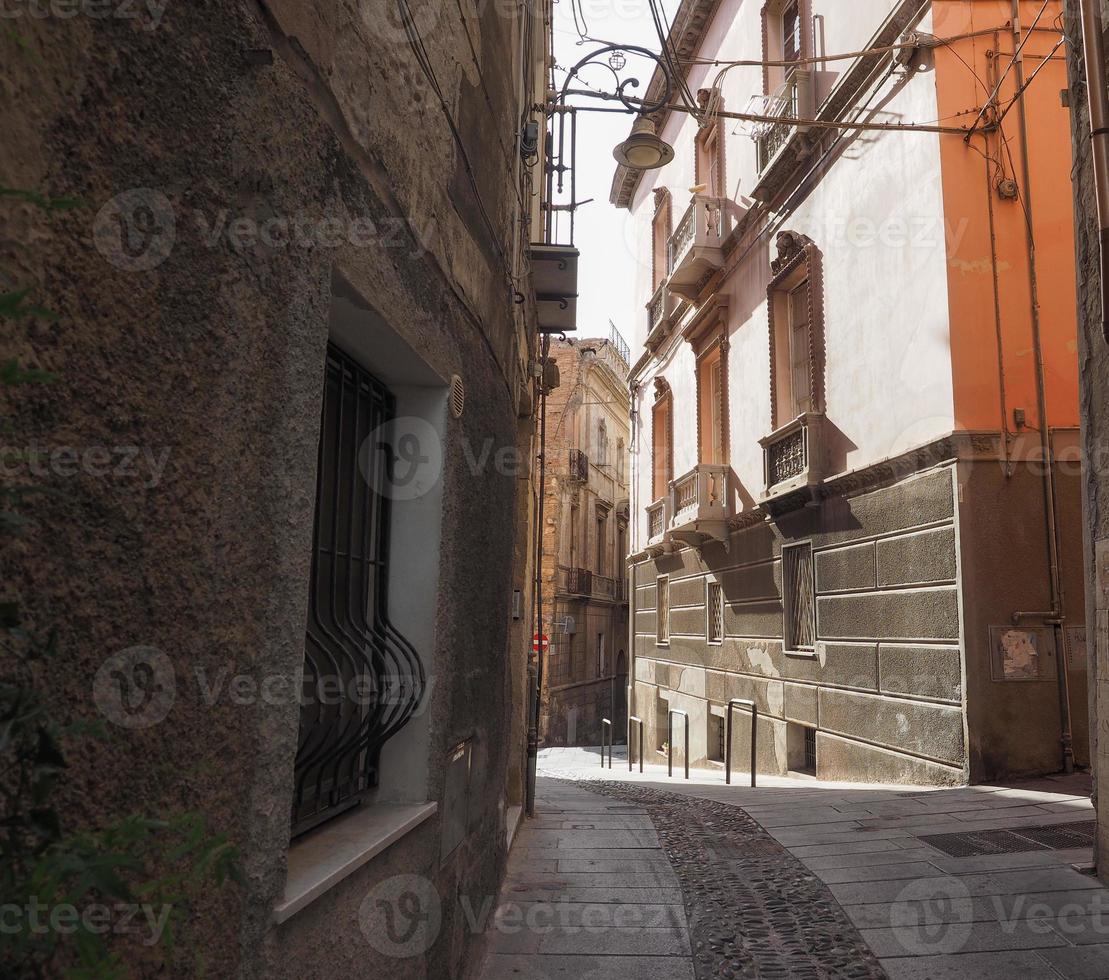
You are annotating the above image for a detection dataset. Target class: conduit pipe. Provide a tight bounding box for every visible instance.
[1006,1,1072,773]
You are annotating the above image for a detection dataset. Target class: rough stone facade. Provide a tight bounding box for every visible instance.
[1066,0,1109,877]
[539,336,631,747]
[633,449,1087,785]
[1,0,548,977]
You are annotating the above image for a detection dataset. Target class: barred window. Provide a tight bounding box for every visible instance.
[657,575,670,645]
[292,343,425,837]
[707,581,724,645]
[783,542,815,652]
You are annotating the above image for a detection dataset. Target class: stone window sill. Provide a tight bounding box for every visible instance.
[274,801,437,924]
[784,649,818,660]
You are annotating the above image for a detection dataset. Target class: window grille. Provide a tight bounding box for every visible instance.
[292,343,425,837]
[783,542,815,651]
[803,727,817,773]
[657,575,670,644]
[707,581,724,644]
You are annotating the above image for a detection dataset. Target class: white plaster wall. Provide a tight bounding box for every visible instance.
[628,3,954,551]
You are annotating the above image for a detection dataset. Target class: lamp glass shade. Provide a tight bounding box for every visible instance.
[612,117,674,170]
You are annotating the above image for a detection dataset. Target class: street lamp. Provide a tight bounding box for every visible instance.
[555,43,676,171]
[612,116,674,170]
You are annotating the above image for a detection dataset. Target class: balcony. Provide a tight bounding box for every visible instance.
[751,71,814,202]
[668,464,731,548]
[645,280,677,350]
[565,567,592,596]
[666,195,725,302]
[759,412,825,512]
[593,574,615,599]
[567,449,589,484]
[645,496,672,556]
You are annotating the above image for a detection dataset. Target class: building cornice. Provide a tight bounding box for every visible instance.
[609,0,723,210]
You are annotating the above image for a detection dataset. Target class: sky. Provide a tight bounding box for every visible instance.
[550,0,669,346]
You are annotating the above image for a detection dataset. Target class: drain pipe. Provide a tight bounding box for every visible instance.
[1079,0,1109,340]
[1006,0,1073,774]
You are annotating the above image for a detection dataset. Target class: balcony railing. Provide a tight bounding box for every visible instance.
[760,412,825,508]
[645,280,677,349]
[568,449,589,483]
[756,78,800,174]
[646,496,671,552]
[668,464,730,548]
[566,567,593,595]
[666,195,725,301]
[751,70,814,201]
[593,574,615,599]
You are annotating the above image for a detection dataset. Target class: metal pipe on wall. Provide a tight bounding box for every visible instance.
[1007,0,1074,773]
[1078,0,1109,340]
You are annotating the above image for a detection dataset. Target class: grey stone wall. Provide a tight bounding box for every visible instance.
[1,1,539,977]
[1065,0,1108,873]
[632,464,968,785]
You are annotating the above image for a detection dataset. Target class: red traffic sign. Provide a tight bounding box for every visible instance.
[532,634,549,652]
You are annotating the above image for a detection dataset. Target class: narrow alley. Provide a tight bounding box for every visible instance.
[6,0,1109,978]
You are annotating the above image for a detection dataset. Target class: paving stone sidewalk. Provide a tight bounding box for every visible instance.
[481,777,886,979]
[541,748,1108,978]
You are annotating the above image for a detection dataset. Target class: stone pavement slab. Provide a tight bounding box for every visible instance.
[535,748,1099,978]
[482,953,696,979]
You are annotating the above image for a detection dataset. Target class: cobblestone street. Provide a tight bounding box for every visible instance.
[482,752,1105,979]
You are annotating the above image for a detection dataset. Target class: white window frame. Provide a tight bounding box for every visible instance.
[705,576,724,646]
[656,574,670,647]
[782,540,816,655]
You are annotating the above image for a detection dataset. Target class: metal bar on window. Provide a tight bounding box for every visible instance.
[291,343,426,837]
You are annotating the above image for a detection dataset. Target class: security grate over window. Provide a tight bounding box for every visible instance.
[657,575,670,645]
[783,542,815,652]
[707,581,724,645]
[291,343,425,837]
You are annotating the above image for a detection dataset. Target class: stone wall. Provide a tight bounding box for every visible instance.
[633,463,968,786]
[1,0,543,976]
[1065,0,1109,875]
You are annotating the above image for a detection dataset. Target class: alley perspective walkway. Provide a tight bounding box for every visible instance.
[481,749,1106,979]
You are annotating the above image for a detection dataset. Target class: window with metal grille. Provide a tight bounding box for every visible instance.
[803,726,817,773]
[656,575,670,645]
[291,343,425,837]
[707,581,724,645]
[709,715,725,762]
[783,542,815,652]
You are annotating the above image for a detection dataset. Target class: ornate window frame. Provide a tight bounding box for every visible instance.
[683,296,730,467]
[761,0,813,96]
[694,89,727,199]
[651,377,674,501]
[767,231,824,431]
[651,188,673,289]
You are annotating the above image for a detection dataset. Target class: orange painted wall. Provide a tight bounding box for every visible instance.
[933,0,1078,432]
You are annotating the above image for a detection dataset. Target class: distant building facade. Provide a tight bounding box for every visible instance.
[618,0,1085,785]
[540,333,632,747]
